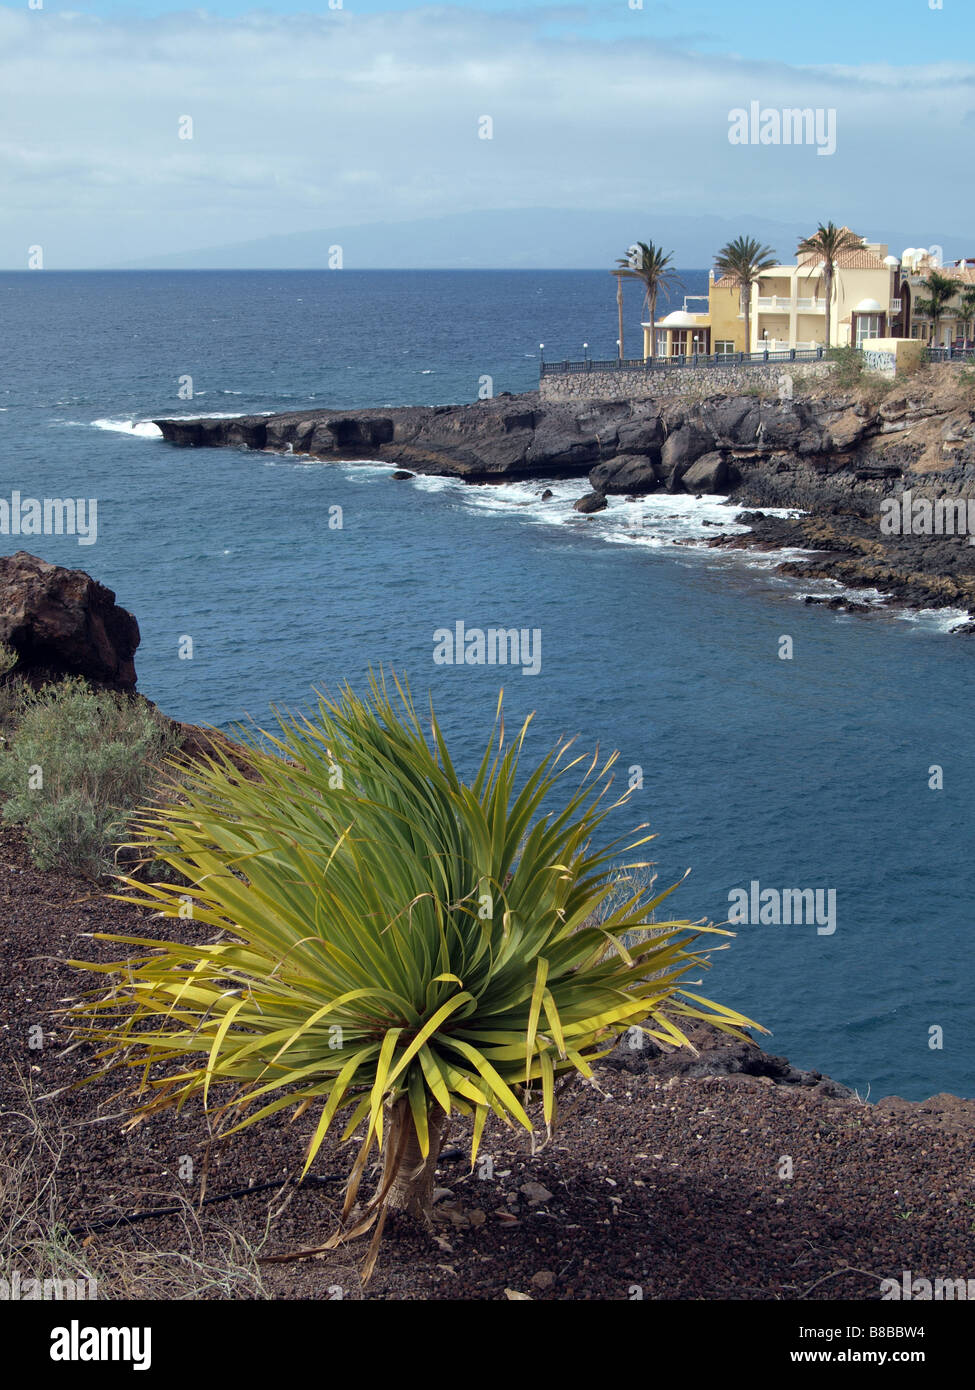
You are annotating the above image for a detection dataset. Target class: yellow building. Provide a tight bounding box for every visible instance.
[638,230,975,360]
[707,275,749,354]
[749,235,897,351]
[897,250,975,347]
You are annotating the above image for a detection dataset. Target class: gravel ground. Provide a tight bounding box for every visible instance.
[2,820,973,1302]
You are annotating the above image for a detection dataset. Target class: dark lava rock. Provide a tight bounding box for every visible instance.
[0,551,140,691]
[681,451,728,493]
[390,470,415,481]
[154,390,975,623]
[659,422,714,490]
[803,595,871,612]
[604,1020,853,1099]
[589,454,659,495]
[540,488,554,500]
[573,491,608,515]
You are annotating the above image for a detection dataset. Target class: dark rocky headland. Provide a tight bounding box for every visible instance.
[156,368,975,624]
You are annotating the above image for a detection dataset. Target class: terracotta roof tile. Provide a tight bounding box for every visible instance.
[796,227,888,272]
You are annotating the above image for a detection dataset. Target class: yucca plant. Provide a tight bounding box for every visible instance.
[70,674,759,1276]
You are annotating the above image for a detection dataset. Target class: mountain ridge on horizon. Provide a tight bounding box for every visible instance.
[87,207,967,274]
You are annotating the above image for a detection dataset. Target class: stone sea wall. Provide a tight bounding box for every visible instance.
[540,359,836,403]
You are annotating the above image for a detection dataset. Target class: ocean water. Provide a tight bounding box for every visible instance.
[1,269,973,1101]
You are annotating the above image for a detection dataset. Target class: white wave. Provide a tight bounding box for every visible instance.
[898,606,971,633]
[792,579,972,629]
[793,579,888,609]
[188,410,277,419]
[91,418,163,439]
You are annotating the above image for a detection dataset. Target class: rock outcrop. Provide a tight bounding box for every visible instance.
[0,551,140,691]
[155,374,975,619]
[573,491,607,515]
[604,1019,854,1100]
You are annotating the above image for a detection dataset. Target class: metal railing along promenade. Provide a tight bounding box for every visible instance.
[540,346,828,377]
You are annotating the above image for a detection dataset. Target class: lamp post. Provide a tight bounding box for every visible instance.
[539,342,544,366]
[583,341,589,367]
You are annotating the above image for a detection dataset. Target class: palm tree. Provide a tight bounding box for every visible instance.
[614,241,683,361]
[958,286,975,345]
[611,270,625,360]
[916,270,963,348]
[795,222,866,348]
[713,235,778,355]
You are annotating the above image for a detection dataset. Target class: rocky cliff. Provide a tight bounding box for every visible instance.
[156,375,975,620]
[0,551,140,690]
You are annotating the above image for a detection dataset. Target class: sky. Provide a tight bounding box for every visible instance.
[2,0,973,268]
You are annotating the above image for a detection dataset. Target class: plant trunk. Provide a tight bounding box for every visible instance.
[382,1097,448,1220]
[824,267,833,349]
[742,283,750,354]
[616,277,624,360]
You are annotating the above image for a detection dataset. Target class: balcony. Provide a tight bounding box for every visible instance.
[757,296,825,312]
[891,298,902,313]
[762,338,820,352]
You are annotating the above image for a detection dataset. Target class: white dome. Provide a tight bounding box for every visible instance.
[854,298,884,313]
[656,310,699,328]
[884,255,900,267]
[901,248,917,260]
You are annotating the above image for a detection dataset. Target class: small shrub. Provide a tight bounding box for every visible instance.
[0,641,17,677]
[0,679,177,877]
[0,677,28,746]
[826,345,865,389]
[858,371,896,405]
[71,675,761,1278]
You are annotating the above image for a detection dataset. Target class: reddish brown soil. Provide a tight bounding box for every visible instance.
[2,821,973,1302]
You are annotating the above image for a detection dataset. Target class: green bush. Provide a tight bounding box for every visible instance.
[826,345,865,389]
[71,675,760,1278]
[0,678,29,746]
[0,642,17,678]
[0,679,177,877]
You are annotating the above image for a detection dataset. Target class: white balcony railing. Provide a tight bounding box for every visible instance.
[890,298,902,313]
[758,296,825,312]
[761,338,820,352]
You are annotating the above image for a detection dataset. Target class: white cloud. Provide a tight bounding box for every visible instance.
[0,3,972,265]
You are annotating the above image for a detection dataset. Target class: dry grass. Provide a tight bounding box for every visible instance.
[0,1071,276,1300]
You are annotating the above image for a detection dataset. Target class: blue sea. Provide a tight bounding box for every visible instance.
[1,269,973,1101]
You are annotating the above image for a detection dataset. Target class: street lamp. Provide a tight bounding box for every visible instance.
[539,342,544,366]
[583,341,589,365]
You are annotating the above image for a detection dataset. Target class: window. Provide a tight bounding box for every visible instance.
[855,314,883,348]
[715,340,736,356]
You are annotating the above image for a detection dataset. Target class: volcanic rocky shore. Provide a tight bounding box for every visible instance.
[157,377,975,623]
